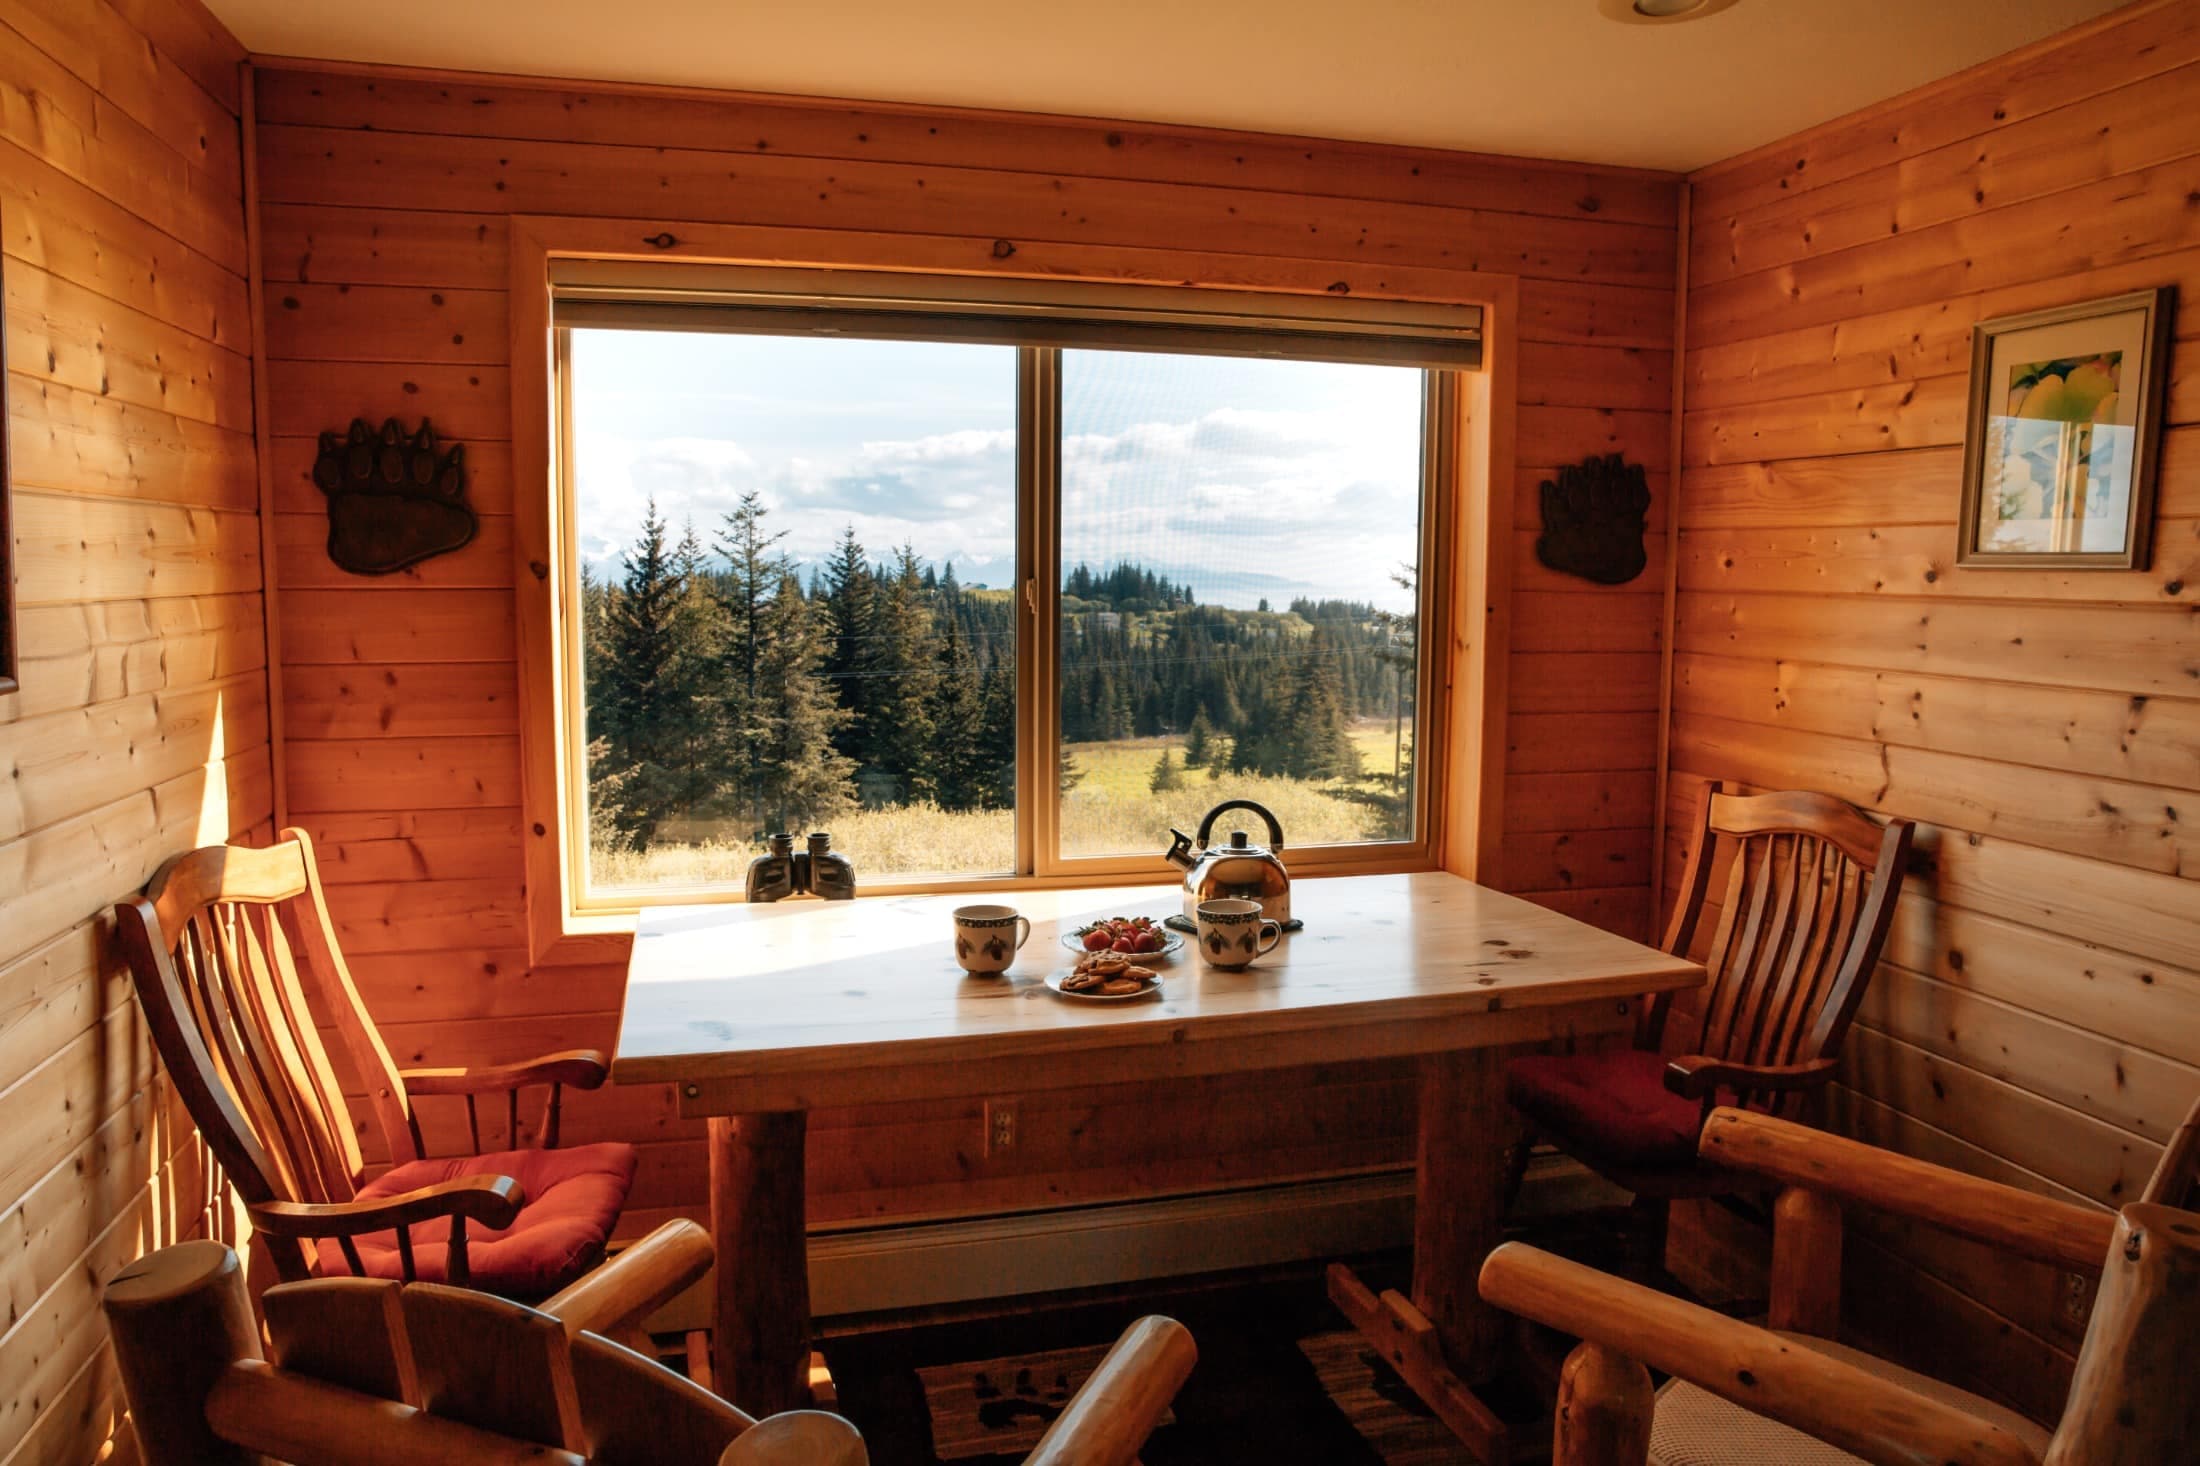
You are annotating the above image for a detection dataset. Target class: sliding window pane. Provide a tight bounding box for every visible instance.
[1056,349,1426,858]
[567,329,1018,894]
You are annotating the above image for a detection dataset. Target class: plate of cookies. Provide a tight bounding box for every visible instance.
[1047,950,1165,1002]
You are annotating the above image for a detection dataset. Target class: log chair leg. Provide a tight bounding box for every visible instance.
[1553,1342,1654,1466]
[1768,1186,1842,1337]
[1628,1194,1670,1276]
[710,1110,812,1418]
[1501,1130,1534,1217]
[685,1329,713,1393]
[103,1241,266,1466]
[1414,1046,1516,1380]
[2048,1200,2200,1458]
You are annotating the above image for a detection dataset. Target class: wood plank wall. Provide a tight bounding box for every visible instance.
[249,66,1679,1236]
[1673,0,2200,1421]
[0,0,266,1461]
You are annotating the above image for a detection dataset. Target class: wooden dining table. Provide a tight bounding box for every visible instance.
[612,870,1701,1459]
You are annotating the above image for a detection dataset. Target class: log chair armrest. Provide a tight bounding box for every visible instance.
[1698,1107,2116,1273]
[248,1175,524,1287]
[246,1174,525,1238]
[1478,1243,2042,1466]
[718,1412,866,1466]
[400,1049,609,1152]
[545,1218,715,1340]
[1024,1315,1197,1466]
[1663,1054,1838,1100]
[401,1049,610,1095]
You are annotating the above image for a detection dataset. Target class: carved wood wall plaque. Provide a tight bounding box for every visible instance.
[1534,451,1651,585]
[313,418,478,575]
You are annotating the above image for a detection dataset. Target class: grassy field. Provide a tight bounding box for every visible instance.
[589,722,1412,891]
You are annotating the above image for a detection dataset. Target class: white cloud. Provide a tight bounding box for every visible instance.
[1057,403,1421,607]
[576,373,1420,610]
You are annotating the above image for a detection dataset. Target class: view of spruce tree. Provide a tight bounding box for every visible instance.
[582,493,1417,874]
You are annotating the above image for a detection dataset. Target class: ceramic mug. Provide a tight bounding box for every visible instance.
[952,904,1031,975]
[1196,897,1283,970]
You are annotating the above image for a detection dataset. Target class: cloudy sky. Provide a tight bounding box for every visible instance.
[568,328,1424,611]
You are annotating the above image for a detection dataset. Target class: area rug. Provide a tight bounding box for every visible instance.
[901,1325,1476,1466]
[918,1343,1174,1460]
[807,1211,1679,1464]
[825,1266,1409,1466]
[1295,1330,1478,1466]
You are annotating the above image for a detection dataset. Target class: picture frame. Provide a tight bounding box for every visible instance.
[0,245,14,696]
[1957,286,2174,570]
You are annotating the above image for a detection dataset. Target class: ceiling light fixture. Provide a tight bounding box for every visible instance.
[1597,0,1740,24]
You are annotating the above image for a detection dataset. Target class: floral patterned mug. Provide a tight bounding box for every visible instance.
[952,904,1031,975]
[1195,897,1283,970]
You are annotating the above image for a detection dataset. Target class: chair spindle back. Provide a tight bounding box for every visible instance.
[117,829,421,1278]
[1650,785,1914,1113]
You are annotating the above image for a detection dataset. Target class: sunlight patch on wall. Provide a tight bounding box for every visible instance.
[193,691,229,846]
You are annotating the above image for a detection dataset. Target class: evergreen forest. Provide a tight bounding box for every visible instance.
[582,492,1418,864]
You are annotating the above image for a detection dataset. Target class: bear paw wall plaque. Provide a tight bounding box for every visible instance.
[1535,451,1651,585]
[314,418,478,575]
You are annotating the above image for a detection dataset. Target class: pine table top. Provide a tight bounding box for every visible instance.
[614,870,1703,1112]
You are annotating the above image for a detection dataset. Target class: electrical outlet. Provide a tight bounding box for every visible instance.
[2056,1269,2096,1334]
[985,1100,1017,1157]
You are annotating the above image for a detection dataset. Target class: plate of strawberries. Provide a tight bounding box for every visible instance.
[1062,914,1183,961]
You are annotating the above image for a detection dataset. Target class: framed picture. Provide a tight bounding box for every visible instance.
[0,245,13,696]
[1958,287,2174,569]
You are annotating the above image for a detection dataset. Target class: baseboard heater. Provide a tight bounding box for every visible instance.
[645,1153,1619,1329]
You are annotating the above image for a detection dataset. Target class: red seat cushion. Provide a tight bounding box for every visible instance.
[318,1141,637,1299]
[1505,1049,1704,1175]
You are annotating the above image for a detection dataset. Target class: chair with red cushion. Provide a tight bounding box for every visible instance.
[1506,784,1914,1225]
[116,828,638,1302]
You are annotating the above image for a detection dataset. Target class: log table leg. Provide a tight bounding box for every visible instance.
[1414,1046,1515,1376]
[709,1110,811,1418]
[1328,1044,1522,1465]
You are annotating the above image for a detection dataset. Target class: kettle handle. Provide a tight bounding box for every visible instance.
[1195,799,1285,853]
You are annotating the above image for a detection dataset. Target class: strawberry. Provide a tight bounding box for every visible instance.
[1078,916,1168,956]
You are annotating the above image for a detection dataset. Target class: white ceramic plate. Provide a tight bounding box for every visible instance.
[1059,923,1184,960]
[1044,969,1165,1002]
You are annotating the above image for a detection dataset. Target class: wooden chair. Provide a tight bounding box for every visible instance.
[115,828,640,1299]
[103,1235,1197,1466]
[1478,1099,2200,1465]
[1505,785,1914,1221]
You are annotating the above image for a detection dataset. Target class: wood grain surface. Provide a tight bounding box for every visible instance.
[619,873,1699,1107]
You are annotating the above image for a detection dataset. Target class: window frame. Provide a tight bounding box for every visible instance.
[1026,348,1459,885]
[509,218,1517,964]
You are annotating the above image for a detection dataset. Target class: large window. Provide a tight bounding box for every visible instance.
[568,330,1020,893]
[1056,350,1427,858]
[553,270,1469,905]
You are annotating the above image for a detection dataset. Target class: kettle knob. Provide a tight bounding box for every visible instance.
[1229,830,1250,849]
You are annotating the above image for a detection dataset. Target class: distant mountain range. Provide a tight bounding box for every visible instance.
[579,545,1378,613]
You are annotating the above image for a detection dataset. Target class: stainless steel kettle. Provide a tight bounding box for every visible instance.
[1162,799,1290,925]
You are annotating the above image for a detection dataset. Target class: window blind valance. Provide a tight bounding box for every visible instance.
[548,261,1483,369]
